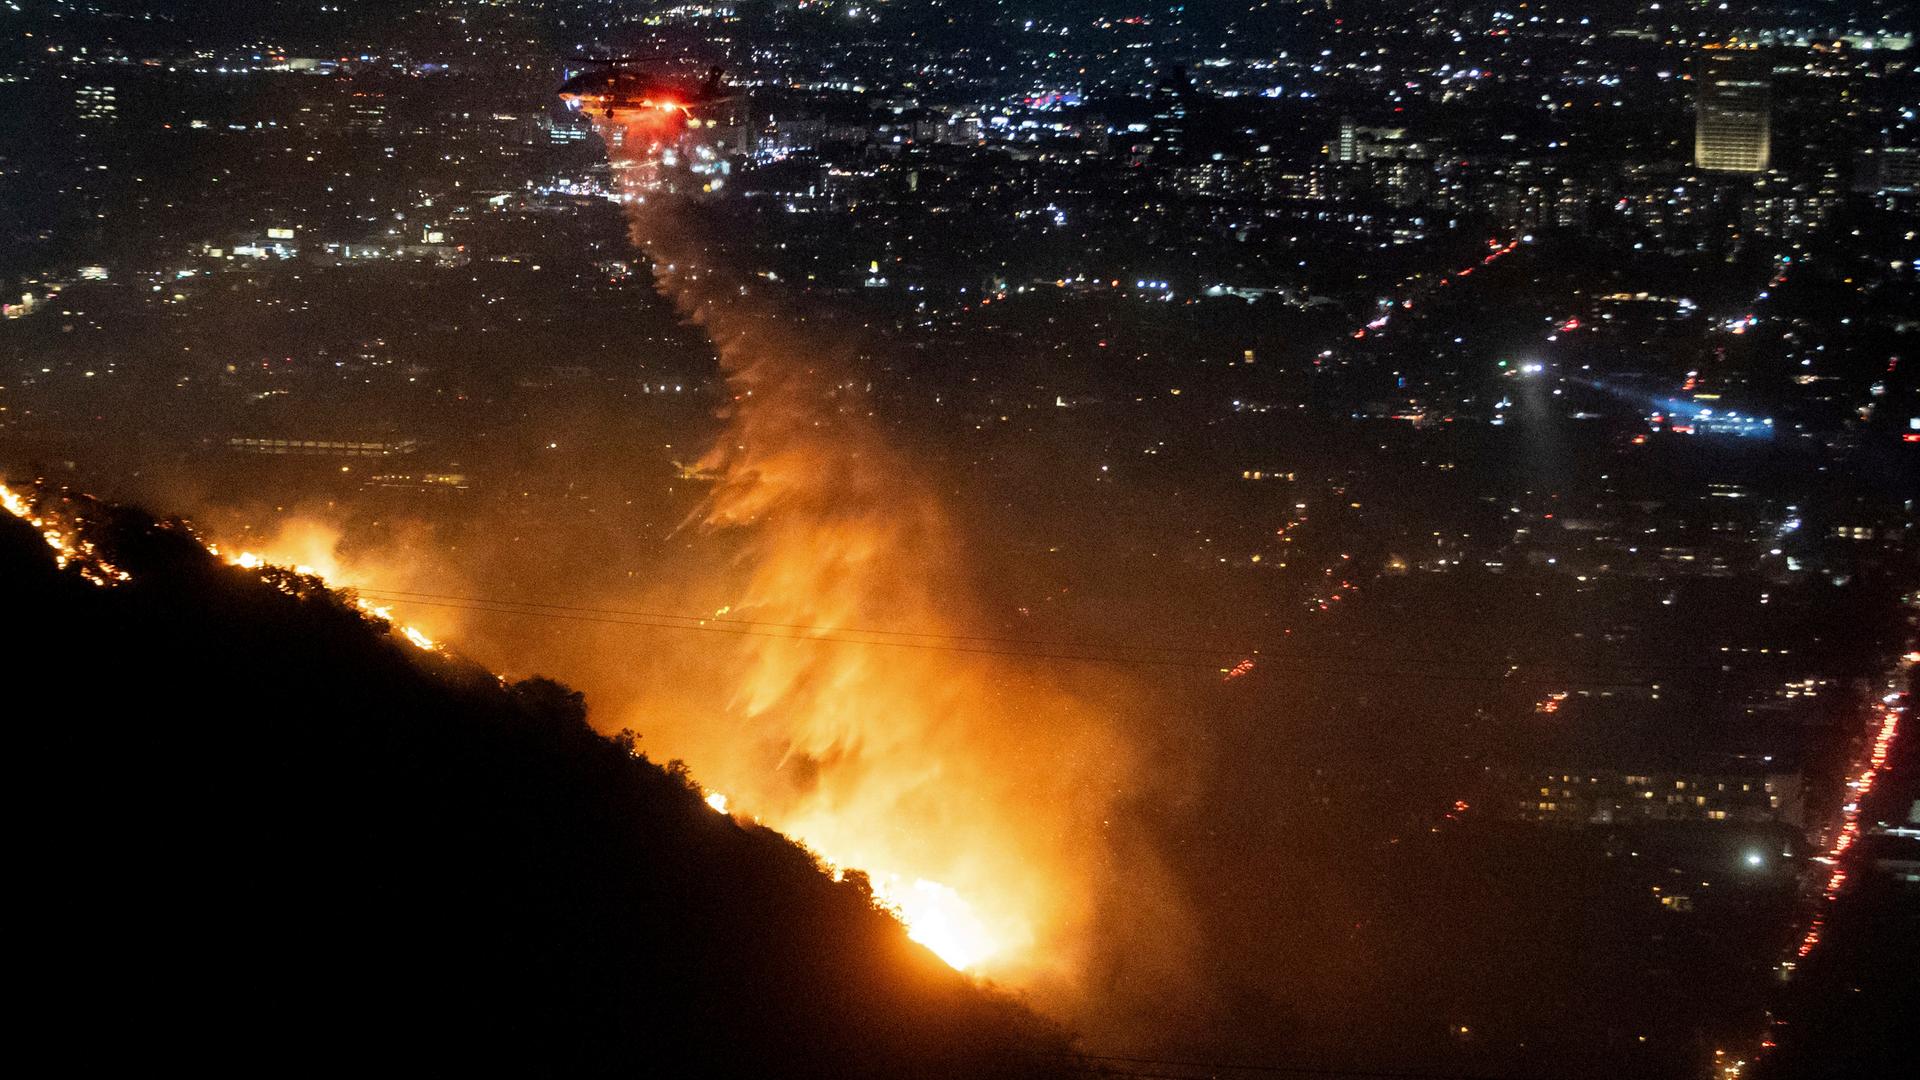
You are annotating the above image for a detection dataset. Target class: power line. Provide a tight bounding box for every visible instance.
[1063,1068,1521,1080]
[1038,1050,1562,1080]
[359,585,1251,655]
[352,587,1693,686]
[354,586,1734,677]
[353,587,1724,674]
[359,591,1234,671]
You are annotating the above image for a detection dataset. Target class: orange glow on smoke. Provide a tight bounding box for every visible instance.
[2,483,435,651]
[183,506,1105,986]
[200,516,442,653]
[571,108,1166,990]
[217,547,439,651]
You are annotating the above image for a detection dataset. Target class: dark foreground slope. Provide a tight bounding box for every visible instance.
[2,493,1067,1077]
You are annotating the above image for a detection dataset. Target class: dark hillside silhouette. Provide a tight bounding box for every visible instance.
[3,489,1069,1078]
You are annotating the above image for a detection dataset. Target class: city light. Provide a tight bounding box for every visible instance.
[7,2,1915,1072]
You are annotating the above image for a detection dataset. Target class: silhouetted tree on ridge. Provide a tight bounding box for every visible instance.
[3,490,1071,1078]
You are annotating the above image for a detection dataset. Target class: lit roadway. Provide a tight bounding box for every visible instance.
[1732,603,1916,1080]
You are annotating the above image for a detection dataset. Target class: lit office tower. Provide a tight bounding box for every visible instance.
[1694,53,1771,173]
[1148,66,1191,164]
[75,85,117,122]
[1335,117,1359,165]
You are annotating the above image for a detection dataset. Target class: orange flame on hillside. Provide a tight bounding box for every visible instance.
[2,483,436,651]
[41,103,1202,1031]
[577,113,1183,1001]
[2,481,131,586]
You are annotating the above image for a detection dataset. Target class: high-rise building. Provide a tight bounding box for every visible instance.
[1328,120,1433,206]
[1332,119,1426,166]
[1335,116,1359,165]
[1857,146,1918,195]
[1148,66,1191,165]
[1694,52,1771,173]
[75,85,117,122]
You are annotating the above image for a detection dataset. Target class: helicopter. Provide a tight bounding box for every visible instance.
[557,58,739,125]
[557,56,747,197]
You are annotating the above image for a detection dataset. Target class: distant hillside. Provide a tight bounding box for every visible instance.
[2,488,1069,1077]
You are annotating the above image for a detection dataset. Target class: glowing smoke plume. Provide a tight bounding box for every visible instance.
[591,141,1196,1015]
[158,107,1203,1035]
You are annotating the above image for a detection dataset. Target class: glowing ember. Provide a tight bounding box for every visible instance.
[705,791,729,815]
[1,481,131,585]
[208,545,441,653]
[0,482,35,524]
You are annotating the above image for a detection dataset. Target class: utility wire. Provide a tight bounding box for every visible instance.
[355,586,1731,674]
[1037,1050,1561,1080]
[353,587,1697,686]
[360,591,1235,670]
[359,585,1251,655]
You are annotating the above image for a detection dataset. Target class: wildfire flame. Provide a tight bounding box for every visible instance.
[2,483,438,655]
[567,109,1175,995]
[201,536,440,652]
[12,480,1017,975]
[9,94,1201,1024]
[877,876,997,972]
[14,478,1041,990]
[2,481,132,586]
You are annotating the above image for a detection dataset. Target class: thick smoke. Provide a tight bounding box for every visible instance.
[157,129,1209,1048]
[612,201,1203,1035]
